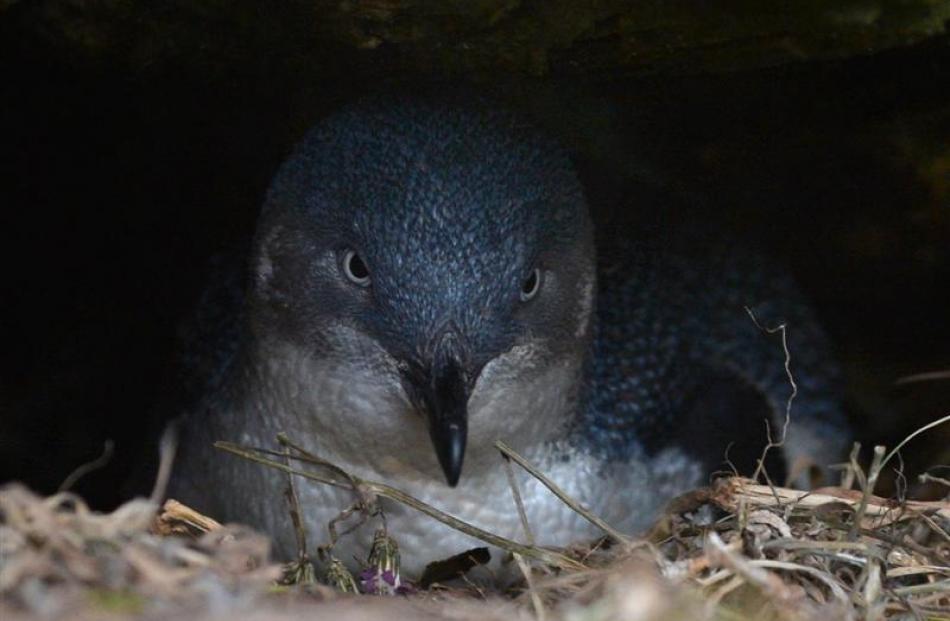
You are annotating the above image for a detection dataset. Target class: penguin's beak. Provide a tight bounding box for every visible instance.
[423,355,469,487]
[403,330,471,487]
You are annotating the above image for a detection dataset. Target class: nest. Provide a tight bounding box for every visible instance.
[2,427,948,621]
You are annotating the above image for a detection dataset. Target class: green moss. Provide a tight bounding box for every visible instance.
[87,588,146,615]
[7,0,950,78]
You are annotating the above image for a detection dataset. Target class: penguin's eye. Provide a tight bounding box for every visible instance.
[520,268,541,302]
[341,248,371,286]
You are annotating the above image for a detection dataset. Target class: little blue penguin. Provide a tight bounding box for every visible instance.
[170,94,848,574]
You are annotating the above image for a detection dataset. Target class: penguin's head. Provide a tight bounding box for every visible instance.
[249,96,595,486]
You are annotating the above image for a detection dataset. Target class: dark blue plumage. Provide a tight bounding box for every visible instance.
[256,98,589,372]
[579,226,845,474]
[171,94,848,574]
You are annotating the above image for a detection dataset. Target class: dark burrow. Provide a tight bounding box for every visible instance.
[1,16,948,509]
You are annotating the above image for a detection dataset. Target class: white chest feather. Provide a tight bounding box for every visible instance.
[176,336,702,576]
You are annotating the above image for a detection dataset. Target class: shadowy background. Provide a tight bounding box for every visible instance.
[1,2,948,507]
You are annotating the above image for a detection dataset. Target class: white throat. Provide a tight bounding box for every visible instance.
[236,329,585,483]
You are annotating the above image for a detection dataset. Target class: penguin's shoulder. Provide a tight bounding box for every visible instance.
[573,216,847,477]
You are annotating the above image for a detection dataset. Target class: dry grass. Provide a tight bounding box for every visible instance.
[2,425,949,621]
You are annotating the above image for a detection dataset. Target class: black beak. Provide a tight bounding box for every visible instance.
[412,331,470,487]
